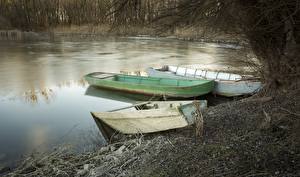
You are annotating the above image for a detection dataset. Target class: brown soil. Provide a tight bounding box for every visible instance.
[5,90,300,177]
[128,91,300,177]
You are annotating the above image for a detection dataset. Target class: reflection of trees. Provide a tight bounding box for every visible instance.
[22,80,87,104]
[57,79,87,88]
[23,88,55,104]
[111,0,300,92]
[0,41,65,94]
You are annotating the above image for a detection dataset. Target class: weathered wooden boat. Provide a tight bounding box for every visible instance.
[91,100,207,141]
[84,72,214,98]
[146,66,262,97]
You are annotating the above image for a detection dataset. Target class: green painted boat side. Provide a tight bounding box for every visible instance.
[84,72,214,98]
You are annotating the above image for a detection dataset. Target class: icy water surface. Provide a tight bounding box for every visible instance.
[0,37,245,166]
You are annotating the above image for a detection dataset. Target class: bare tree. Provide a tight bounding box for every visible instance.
[113,0,300,93]
[1,0,299,92]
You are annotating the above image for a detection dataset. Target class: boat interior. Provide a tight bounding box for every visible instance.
[135,101,188,110]
[166,66,243,81]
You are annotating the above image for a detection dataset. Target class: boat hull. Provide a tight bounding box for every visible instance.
[91,100,206,141]
[92,108,188,134]
[146,67,261,97]
[84,72,214,98]
[214,80,262,97]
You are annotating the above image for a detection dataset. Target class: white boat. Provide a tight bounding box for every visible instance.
[146,65,262,97]
[91,100,207,141]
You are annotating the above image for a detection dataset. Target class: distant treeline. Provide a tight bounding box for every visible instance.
[0,0,176,31]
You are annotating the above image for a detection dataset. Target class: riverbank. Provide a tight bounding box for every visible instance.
[5,90,300,177]
[0,25,245,45]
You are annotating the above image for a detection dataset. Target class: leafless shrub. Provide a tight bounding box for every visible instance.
[168,0,300,92]
[1,0,299,92]
[0,0,179,31]
[113,0,300,92]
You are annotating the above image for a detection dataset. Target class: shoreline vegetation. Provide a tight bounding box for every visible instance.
[0,0,244,44]
[4,91,299,177]
[0,0,243,43]
[1,0,299,176]
[0,25,245,46]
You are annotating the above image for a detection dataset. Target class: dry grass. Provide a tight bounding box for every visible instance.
[173,27,244,42]
[193,101,204,141]
[51,24,157,36]
[6,136,172,177]
[5,90,300,176]
[51,24,244,44]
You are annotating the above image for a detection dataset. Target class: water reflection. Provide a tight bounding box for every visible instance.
[0,38,247,95]
[23,88,55,104]
[85,86,161,102]
[26,125,50,153]
[21,80,87,105]
[0,82,131,167]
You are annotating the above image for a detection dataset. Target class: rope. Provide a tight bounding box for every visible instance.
[216,71,220,79]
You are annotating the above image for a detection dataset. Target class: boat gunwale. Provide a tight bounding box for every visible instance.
[147,67,261,83]
[92,112,183,120]
[164,65,244,80]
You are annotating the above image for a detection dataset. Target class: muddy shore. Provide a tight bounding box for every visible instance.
[4,90,299,177]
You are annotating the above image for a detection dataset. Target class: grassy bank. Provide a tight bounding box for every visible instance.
[5,90,299,177]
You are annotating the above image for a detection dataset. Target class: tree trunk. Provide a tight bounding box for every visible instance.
[246,8,300,92]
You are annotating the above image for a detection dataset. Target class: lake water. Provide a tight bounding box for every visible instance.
[0,37,247,167]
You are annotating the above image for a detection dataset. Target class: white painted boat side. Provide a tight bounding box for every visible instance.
[168,65,242,80]
[146,67,262,96]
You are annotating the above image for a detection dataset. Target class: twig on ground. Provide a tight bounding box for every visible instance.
[260,109,271,129]
[167,138,175,147]
[279,107,300,117]
[119,157,138,170]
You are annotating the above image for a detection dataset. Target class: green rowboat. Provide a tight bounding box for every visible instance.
[84,72,214,98]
